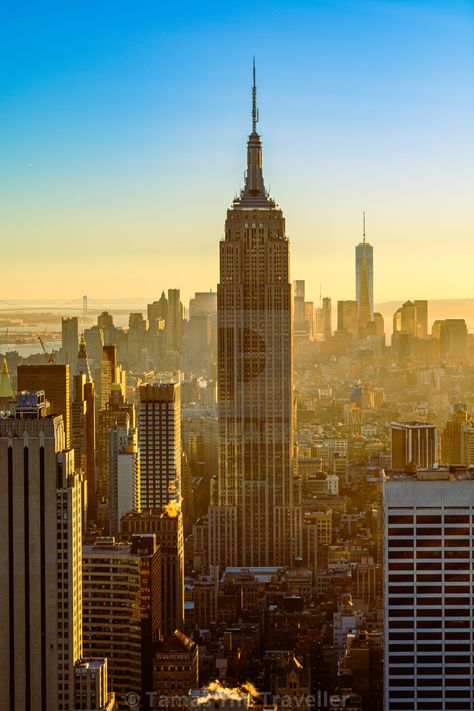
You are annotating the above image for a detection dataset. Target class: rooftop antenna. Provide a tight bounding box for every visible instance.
[319,284,322,308]
[363,211,366,245]
[252,56,259,133]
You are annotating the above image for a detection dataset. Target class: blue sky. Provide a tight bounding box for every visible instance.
[1,0,473,304]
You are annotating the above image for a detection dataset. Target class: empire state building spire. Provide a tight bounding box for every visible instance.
[235,60,273,208]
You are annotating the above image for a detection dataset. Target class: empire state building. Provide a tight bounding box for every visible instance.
[209,65,303,568]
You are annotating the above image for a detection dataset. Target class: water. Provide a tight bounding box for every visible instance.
[0,340,59,358]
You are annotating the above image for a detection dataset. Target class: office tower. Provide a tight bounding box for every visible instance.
[383,469,474,710]
[74,338,96,520]
[82,535,161,708]
[373,312,385,341]
[440,318,468,360]
[153,630,199,703]
[391,421,437,470]
[98,344,117,410]
[61,316,79,370]
[108,415,140,534]
[167,288,184,353]
[313,306,324,340]
[393,300,415,336]
[187,290,218,365]
[322,296,332,339]
[461,424,474,466]
[148,291,169,325]
[442,408,472,464]
[0,391,83,711]
[189,290,218,318]
[414,299,428,338]
[97,311,119,347]
[337,300,358,340]
[74,659,115,711]
[121,508,185,637]
[138,382,181,511]
[209,64,302,568]
[0,357,15,410]
[17,363,71,447]
[294,280,307,339]
[355,219,374,324]
[304,301,314,340]
[97,384,135,531]
[128,312,147,367]
[84,324,105,367]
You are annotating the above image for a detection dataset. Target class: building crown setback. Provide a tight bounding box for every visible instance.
[233,59,275,210]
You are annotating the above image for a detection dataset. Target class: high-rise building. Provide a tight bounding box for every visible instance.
[441,408,472,464]
[17,363,71,448]
[209,64,302,568]
[153,630,199,706]
[73,338,96,521]
[440,319,468,360]
[293,280,307,340]
[166,288,184,353]
[82,535,161,708]
[108,415,140,534]
[355,219,374,327]
[97,383,135,531]
[0,357,15,410]
[61,316,79,371]
[0,391,83,711]
[322,296,332,339]
[383,469,474,710]
[391,421,437,470]
[414,299,428,338]
[97,344,117,411]
[304,301,314,340]
[337,300,358,340]
[84,324,105,367]
[74,658,115,711]
[138,382,181,511]
[121,508,185,638]
[148,292,169,328]
[393,300,429,341]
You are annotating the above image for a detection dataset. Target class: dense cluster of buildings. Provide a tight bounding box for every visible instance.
[1,70,474,711]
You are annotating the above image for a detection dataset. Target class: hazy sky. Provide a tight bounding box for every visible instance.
[1,0,473,306]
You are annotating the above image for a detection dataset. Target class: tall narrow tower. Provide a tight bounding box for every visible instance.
[209,63,302,568]
[355,213,374,336]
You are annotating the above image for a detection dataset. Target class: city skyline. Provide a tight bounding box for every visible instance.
[1,1,473,302]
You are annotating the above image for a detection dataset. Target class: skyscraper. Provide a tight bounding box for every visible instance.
[0,357,15,410]
[61,316,79,371]
[73,337,96,521]
[138,382,181,511]
[391,421,437,470]
[384,469,474,710]
[355,215,374,333]
[209,63,302,568]
[337,300,358,340]
[82,535,161,706]
[322,296,332,339]
[121,508,185,638]
[17,363,71,448]
[0,391,83,711]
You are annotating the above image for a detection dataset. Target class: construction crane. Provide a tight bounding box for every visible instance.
[37,335,55,364]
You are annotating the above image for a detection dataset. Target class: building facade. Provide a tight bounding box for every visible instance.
[138,382,181,511]
[209,64,303,568]
[0,392,82,711]
[391,421,437,470]
[384,470,474,710]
